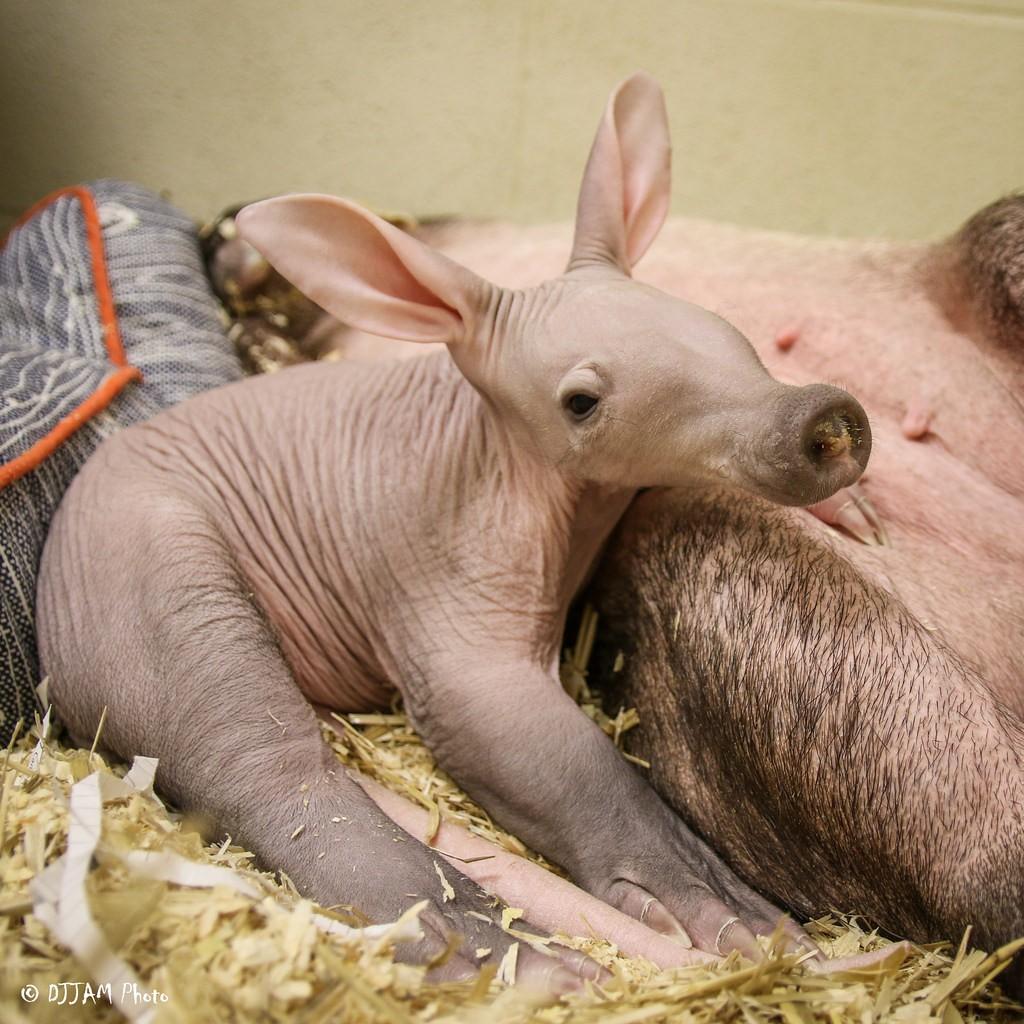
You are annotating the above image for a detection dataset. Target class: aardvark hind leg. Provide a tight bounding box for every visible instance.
[36,482,593,988]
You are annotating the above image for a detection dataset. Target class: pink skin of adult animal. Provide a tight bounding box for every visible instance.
[37,75,874,988]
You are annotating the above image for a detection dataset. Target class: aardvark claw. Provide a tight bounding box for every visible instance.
[808,483,889,546]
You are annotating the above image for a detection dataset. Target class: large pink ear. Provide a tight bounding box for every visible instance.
[568,72,671,274]
[235,195,489,344]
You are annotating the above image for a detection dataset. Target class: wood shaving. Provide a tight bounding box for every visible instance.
[1,616,1021,1021]
[433,862,455,903]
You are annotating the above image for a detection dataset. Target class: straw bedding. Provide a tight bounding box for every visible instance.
[1,617,1022,1023]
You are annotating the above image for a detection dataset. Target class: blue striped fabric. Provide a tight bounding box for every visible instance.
[0,181,241,740]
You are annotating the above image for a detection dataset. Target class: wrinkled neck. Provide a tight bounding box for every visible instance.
[423,341,638,618]
[465,372,637,598]
[562,481,637,604]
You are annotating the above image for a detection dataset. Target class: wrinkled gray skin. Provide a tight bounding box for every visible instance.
[37,75,872,986]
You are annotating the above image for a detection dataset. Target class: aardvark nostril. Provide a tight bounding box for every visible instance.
[805,409,864,465]
[795,389,871,475]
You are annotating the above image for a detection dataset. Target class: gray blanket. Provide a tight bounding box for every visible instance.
[0,180,241,741]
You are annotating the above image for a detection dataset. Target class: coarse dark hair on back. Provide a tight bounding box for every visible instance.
[586,487,1024,995]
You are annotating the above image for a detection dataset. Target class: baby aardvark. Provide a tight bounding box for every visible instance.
[38,74,870,986]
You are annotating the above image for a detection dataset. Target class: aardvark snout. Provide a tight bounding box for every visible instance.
[762,383,872,506]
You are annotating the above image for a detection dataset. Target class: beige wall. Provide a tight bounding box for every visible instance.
[1,0,1022,240]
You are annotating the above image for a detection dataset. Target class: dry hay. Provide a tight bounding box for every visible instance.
[1,616,1022,1023]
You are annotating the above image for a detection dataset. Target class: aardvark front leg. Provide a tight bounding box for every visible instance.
[409,659,815,960]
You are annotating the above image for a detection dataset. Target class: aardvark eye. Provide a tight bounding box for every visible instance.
[566,393,599,420]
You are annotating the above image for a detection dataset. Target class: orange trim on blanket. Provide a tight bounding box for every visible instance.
[0,367,141,489]
[0,186,143,490]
